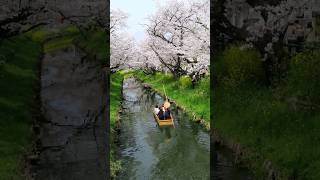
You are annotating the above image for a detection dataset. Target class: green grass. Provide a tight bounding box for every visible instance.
[110,71,124,129]
[110,71,125,178]
[214,46,320,179]
[0,34,42,179]
[134,71,210,127]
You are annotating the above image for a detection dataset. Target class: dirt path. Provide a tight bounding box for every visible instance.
[33,45,108,180]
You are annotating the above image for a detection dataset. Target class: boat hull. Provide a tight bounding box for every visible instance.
[153,112,174,126]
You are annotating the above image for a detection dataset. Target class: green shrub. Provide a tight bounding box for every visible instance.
[178,75,192,89]
[214,44,264,88]
[197,76,210,90]
[285,50,320,106]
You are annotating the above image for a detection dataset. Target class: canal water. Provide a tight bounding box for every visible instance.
[117,77,251,180]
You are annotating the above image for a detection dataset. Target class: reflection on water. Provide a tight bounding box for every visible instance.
[117,78,251,180]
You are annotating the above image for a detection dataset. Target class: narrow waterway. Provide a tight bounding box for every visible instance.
[117,77,251,180]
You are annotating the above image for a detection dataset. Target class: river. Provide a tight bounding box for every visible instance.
[117,77,251,180]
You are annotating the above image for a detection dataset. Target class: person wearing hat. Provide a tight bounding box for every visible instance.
[162,100,170,119]
[163,100,170,109]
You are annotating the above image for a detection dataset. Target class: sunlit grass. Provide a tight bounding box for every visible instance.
[110,71,124,128]
[110,71,125,178]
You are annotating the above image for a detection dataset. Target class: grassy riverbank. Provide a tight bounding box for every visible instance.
[110,71,124,129]
[0,33,42,179]
[214,44,320,179]
[110,71,124,178]
[134,71,210,128]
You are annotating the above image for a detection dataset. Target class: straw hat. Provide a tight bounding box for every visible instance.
[163,101,170,108]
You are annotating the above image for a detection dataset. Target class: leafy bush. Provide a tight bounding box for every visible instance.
[214,44,264,88]
[178,75,192,89]
[285,50,320,106]
[197,76,209,90]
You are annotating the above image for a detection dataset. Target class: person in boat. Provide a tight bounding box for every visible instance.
[158,105,166,120]
[154,105,160,115]
[164,107,171,119]
[162,100,171,119]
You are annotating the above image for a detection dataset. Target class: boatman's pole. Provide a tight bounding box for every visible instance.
[163,84,167,100]
[162,84,174,128]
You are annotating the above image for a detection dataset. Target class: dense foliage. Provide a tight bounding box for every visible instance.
[214,44,265,88]
[284,50,320,108]
[214,44,320,179]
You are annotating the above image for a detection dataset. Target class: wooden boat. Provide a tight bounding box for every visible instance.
[153,112,175,127]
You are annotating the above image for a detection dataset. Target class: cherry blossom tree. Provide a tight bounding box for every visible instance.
[110,9,136,71]
[131,39,163,74]
[143,0,210,80]
[110,32,135,71]
[110,0,210,78]
[110,9,128,35]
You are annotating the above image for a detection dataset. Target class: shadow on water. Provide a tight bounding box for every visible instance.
[117,77,252,180]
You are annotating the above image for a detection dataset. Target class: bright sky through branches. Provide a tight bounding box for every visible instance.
[110,0,158,42]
